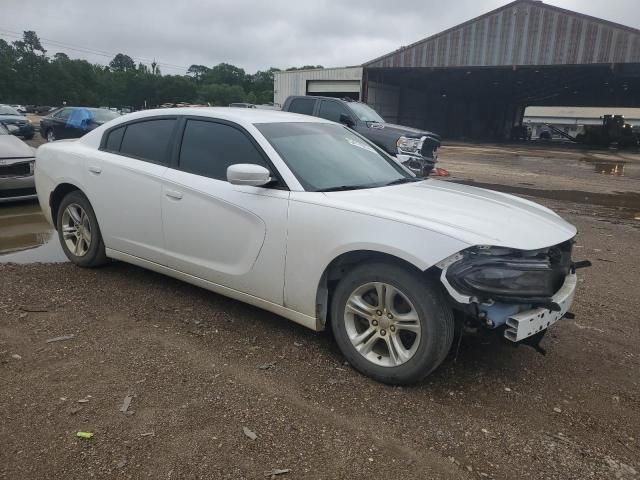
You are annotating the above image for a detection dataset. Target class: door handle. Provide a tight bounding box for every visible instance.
[165,190,183,200]
[88,166,101,174]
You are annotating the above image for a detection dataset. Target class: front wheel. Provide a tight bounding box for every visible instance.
[331,262,454,385]
[46,129,55,142]
[56,191,109,267]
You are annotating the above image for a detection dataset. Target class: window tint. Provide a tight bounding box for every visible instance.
[318,101,352,124]
[288,98,315,115]
[104,126,125,152]
[179,120,268,181]
[54,108,71,121]
[119,119,176,164]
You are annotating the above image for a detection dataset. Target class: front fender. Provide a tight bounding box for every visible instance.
[284,193,470,318]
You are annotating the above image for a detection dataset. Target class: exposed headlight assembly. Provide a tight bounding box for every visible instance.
[396,136,425,156]
[444,244,572,301]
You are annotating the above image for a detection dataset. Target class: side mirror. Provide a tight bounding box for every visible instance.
[339,114,355,128]
[227,164,272,186]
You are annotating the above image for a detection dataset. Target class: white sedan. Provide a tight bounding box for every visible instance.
[35,108,582,384]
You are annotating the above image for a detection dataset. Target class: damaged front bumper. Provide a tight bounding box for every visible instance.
[436,243,583,343]
[503,273,576,342]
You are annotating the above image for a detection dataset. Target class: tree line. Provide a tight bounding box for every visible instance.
[0,31,323,109]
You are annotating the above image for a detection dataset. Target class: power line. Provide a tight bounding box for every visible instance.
[0,28,190,72]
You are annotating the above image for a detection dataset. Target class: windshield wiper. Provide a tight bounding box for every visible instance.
[383,177,422,187]
[316,184,373,192]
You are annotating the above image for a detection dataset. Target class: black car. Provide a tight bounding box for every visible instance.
[281,96,440,176]
[40,107,120,142]
[0,105,35,140]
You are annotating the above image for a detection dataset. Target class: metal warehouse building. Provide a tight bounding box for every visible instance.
[275,0,640,139]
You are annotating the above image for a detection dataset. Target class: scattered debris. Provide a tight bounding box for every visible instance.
[140,432,154,437]
[504,387,512,392]
[243,427,257,440]
[263,468,290,478]
[258,361,276,370]
[20,305,48,312]
[69,407,83,415]
[481,428,490,434]
[119,394,133,413]
[77,398,90,404]
[553,407,562,413]
[573,323,605,333]
[432,167,450,177]
[19,313,28,319]
[76,431,94,439]
[11,354,22,360]
[116,458,127,468]
[293,342,302,347]
[46,334,75,343]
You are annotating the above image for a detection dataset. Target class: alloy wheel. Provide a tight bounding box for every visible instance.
[344,282,421,367]
[61,203,92,257]
[47,130,55,142]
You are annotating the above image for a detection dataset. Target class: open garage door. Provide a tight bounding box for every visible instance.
[307,80,360,100]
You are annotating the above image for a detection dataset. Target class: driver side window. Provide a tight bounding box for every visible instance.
[318,100,353,124]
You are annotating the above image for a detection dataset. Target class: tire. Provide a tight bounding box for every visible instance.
[46,129,55,142]
[331,262,454,385]
[24,134,34,140]
[56,191,109,267]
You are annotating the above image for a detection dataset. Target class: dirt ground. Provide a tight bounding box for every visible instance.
[1,142,640,479]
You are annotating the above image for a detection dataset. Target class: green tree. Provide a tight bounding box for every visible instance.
[187,64,209,82]
[109,53,136,72]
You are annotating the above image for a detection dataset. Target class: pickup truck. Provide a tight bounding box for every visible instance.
[281,95,440,177]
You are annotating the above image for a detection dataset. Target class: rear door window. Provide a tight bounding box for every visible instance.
[104,126,125,152]
[178,120,269,181]
[288,98,316,116]
[119,119,176,164]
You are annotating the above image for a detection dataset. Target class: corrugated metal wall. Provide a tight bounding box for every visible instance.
[366,0,640,69]
[273,67,363,106]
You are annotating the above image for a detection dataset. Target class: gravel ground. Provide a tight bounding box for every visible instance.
[1,143,640,479]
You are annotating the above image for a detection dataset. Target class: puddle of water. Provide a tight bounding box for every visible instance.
[593,162,625,176]
[452,180,640,220]
[0,201,67,263]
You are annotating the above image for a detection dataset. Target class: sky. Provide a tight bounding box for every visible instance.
[1,0,639,74]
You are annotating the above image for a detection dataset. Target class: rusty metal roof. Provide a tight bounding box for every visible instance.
[364,0,640,69]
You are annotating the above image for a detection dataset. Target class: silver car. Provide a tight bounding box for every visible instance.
[0,123,37,202]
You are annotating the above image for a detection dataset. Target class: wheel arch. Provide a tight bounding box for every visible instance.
[49,183,83,230]
[315,249,434,331]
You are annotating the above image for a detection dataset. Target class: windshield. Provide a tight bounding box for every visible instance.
[0,105,20,116]
[347,102,385,123]
[86,108,120,122]
[256,122,412,192]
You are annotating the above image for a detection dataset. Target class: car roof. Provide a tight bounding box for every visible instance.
[107,107,333,126]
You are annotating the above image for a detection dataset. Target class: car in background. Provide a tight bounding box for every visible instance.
[0,122,36,202]
[11,105,27,114]
[282,96,440,177]
[0,105,35,140]
[229,103,257,108]
[39,107,120,142]
[35,108,584,385]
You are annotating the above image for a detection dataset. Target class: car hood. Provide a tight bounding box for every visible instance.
[324,180,577,251]
[369,122,440,140]
[0,135,35,159]
[0,114,28,123]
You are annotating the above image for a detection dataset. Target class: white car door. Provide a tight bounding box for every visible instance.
[84,117,178,264]
[161,118,289,305]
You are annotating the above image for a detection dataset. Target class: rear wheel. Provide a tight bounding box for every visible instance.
[56,191,108,267]
[331,262,454,385]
